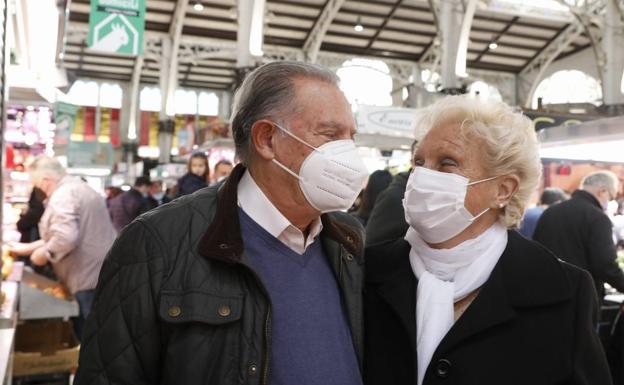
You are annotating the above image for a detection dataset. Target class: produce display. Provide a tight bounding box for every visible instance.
[1,250,13,279]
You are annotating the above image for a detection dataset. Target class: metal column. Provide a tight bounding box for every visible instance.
[602,0,624,105]
[158,37,175,164]
[439,0,463,92]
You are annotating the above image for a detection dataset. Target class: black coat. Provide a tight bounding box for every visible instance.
[365,171,409,246]
[364,230,612,385]
[534,189,624,299]
[176,172,208,197]
[107,188,149,233]
[75,165,365,385]
[16,187,46,242]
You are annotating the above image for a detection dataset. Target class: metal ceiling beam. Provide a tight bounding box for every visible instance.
[473,16,518,63]
[365,0,403,50]
[554,42,591,61]
[417,0,441,69]
[302,0,347,63]
[518,21,585,107]
[516,0,612,107]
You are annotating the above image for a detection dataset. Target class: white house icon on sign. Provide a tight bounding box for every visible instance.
[92,14,139,55]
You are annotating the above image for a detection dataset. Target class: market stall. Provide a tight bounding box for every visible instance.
[1,255,80,385]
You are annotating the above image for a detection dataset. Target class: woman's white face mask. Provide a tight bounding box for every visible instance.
[403,167,498,244]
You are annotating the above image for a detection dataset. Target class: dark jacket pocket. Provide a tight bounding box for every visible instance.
[159,290,243,324]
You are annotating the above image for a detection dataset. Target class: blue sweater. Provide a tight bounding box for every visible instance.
[239,208,362,385]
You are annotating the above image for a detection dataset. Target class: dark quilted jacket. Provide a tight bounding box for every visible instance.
[74,164,365,385]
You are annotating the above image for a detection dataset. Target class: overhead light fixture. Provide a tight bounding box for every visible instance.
[193,1,204,11]
[489,41,498,50]
[228,7,237,19]
[354,17,364,32]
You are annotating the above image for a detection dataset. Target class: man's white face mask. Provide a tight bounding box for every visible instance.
[271,123,369,213]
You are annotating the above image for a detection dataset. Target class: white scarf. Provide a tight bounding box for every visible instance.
[405,222,508,385]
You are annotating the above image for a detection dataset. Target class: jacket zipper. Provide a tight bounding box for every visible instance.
[239,262,272,385]
[339,246,344,281]
[262,308,272,385]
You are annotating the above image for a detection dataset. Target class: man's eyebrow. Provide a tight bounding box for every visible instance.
[317,120,349,130]
[317,121,355,133]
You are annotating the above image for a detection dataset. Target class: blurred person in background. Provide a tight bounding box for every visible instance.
[365,96,611,385]
[534,170,624,302]
[16,186,46,243]
[104,186,122,209]
[145,180,170,210]
[365,139,418,246]
[177,152,210,196]
[518,187,567,239]
[108,176,151,232]
[211,159,234,185]
[10,156,117,340]
[352,170,392,226]
[15,186,55,279]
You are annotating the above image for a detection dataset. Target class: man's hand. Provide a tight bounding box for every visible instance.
[30,247,50,266]
[9,240,44,257]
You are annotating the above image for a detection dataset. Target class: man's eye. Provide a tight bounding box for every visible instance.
[414,159,425,166]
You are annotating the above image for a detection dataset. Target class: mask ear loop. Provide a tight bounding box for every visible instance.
[273,123,321,153]
[465,170,499,221]
[466,175,499,186]
[272,158,303,181]
[271,123,319,182]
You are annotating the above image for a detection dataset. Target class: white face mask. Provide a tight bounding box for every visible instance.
[403,167,498,244]
[271,123,368,213]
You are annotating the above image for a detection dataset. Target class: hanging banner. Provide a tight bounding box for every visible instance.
[54,102,79,146]
[87,0,145,56]
[355,105,416,137]
[68,141,114,168]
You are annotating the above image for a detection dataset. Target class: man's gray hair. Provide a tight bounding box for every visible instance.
[581,170,619,191]
[29,156,66,180]
[230,61,340,165]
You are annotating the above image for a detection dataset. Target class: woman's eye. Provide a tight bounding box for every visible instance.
[414,159,425,166]
[440,158,458,167]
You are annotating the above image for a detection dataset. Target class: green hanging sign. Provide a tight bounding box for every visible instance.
[87,0,145,56]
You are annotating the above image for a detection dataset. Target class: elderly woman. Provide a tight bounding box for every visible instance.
[364,96,612,385]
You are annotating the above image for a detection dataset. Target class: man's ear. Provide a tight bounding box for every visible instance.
[251,120,278,161]
[494,174,519,208]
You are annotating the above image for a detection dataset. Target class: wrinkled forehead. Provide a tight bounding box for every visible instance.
[414,106,474,142]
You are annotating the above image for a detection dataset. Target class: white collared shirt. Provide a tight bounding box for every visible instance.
[237,170,323,255]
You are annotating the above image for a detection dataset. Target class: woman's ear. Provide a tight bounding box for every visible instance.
[495,174,520,208]
[250,120,278,161]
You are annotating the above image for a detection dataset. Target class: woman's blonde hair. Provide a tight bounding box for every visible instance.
[412,95,541,228]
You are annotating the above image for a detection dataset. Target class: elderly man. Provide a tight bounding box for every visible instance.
[534,170,624,301]
[75,61,368,385]
[10,156,117,339]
